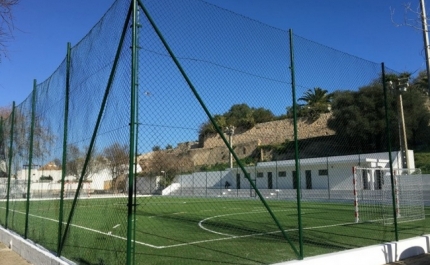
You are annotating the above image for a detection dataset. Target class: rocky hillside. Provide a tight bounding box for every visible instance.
[186,113,335,166]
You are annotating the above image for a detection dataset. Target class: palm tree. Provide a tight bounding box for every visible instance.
[298,87,331,121]
[298,87,331,107]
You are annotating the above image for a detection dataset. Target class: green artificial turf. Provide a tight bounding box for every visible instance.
[0,196,429,265]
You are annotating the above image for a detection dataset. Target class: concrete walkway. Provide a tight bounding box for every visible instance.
[0,242,31,265]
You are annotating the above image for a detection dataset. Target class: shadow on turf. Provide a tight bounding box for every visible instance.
[136,230,292,264]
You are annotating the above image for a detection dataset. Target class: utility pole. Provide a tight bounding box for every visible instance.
[420,0,430,95]
[389,78,410,170]
[397,92,410,169]
[225,126,235,168]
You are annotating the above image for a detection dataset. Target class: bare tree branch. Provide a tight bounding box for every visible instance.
[0,0,19,60]
[0,105,11,118]
[390,3,429,31]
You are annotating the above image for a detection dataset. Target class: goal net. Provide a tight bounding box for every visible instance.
[353,167,424,225]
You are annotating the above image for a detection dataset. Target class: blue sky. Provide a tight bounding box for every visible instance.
[0,0,427,108]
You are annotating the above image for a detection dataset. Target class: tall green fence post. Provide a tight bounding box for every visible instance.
[382,62,399,241]
[57,42,71,257]
[5,101,15,229]
[0,117,3,170]
[289,29,304,260]
[132,7,142,264]
[127,0,139,264]
[24,80,37,238]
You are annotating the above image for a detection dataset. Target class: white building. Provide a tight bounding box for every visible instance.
[173,151,414,193]
[12,163,142,196]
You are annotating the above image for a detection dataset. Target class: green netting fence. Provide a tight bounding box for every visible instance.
[0,0,429,264]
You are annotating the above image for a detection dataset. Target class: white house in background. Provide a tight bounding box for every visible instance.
[15,162,142,192]
[17,164,64,182]
[174,151,414,191]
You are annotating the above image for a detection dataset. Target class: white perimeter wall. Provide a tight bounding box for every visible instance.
[274,234,430,265]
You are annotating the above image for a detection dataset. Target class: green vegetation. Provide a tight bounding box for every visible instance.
[291,87,332,121]
[198,162,229,172]
[199,103,276,136]
[415,151,430,174]
[197,157,256,172]
[328,73,430,153]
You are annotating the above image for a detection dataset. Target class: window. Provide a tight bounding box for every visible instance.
[278,171,287,177]
[257,172,264,178]
[318,169,328,176]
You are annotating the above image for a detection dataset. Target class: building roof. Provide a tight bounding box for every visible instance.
[251,151,403,169]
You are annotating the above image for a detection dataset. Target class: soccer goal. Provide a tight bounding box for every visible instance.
[353,167,424,225]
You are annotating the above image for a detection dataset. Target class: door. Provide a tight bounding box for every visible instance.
[250,178,256,197]
[292,171,298,189]
[305,170,312,189]
[268,172,273,189]
[375,169,383,190]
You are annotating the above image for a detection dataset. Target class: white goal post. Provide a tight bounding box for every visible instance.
[353,167,424,225]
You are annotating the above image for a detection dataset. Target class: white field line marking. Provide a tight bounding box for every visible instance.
[162,220,357,249]
[148,211,185,219]
[1,207,161,249]
[113,224,120,229]
[198,209,294,237]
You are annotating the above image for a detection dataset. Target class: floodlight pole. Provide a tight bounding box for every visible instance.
[225,126,235,168]
[420,0,430,95]
[397,93,409,169]
[161,170,166,188]
[387,78,409,169]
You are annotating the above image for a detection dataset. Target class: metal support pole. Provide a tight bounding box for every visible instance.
[5,101,15,229]
[127,0,139,263]
[57,43,71,257]
[420,0,430,95]
[24,80,37,239]
[382,63,399,241]
[289,29,304,259]
[397,94,410,169]
[226,126,234,168]
[327,156,330,200]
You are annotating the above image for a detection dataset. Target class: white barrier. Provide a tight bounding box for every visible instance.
[0,226,74,265]
[274,235,430,265]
